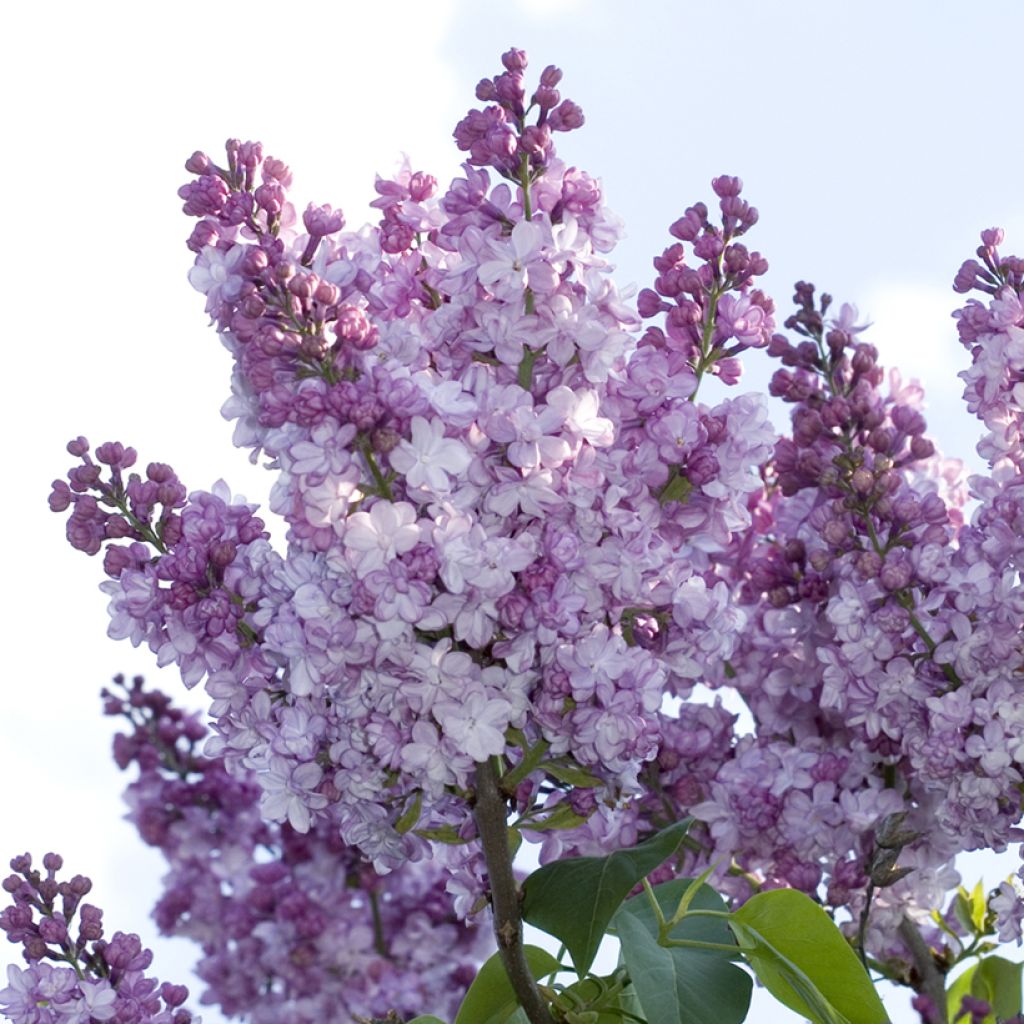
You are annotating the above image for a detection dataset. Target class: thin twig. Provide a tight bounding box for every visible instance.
[473,759,556,1024]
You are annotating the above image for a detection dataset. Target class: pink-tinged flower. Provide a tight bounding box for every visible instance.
[545,386,615,447]
[342,501,421,576]
[389,416,473,494]
[187,243,246,314]
[477,220,560,301]
[77,979,117,1021]
[258,756,327,832]
[433,690,513,761]
[400,721,453,795]
[992,880,1024,943]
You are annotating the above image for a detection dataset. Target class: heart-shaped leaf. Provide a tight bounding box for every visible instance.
[947,955,1023,1023]
[613,879,751,1024]
[729,889,888,1024]
[454,945,559,1024]
[521,819,692,975]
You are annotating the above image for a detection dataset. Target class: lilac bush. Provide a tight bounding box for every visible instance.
[8,45,1024,1024]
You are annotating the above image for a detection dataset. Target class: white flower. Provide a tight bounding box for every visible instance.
[259,756,327,832]
[390,416,472,493]
[343,501,421,576]
[477,220,559,301]
[433,690,512,761]
[187,244,246,314]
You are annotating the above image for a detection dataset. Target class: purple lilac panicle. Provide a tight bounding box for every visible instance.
[0,852,195,1024]
[103,674,488,1024]
[46,44,1024,998]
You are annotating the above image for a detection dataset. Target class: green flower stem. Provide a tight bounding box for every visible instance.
[864,501,963,691]
[642,877,668,931]
[662,937,744,958]
[369,890,388,958]
[358,434,393,501]
[688,284,723,401]
[518,340,540,391]
[472,758,556,1024]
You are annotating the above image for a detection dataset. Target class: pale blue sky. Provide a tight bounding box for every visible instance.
[4,2,1024,1022]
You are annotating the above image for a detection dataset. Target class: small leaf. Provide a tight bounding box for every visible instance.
[729,889,888,1024]
[522,819,692,975]
[517,802,589,832]
[414,824,470,844]
[454,945,560,1024]
[953,887,975,936]
[946,964,976,1024]
[972,956,1022,1020]
[614,879,751,1024]
[507,826,523,860]
[407,1018,448,1024]
[541,760,604,788]
[553,975,638,1024]
[395,790,423,834]
[968,880,988,933]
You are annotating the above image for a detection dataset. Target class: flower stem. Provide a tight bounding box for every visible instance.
[897,916,948,1024]
[473,759,555,1024]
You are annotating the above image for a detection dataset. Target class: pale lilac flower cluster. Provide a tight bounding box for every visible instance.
[645,268,1024,965]
[0,854,194,1024]
[52,48,776,884]
[45,46,1024,1012]
[102,674,487,1024]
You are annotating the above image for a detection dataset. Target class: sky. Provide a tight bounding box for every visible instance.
[4,1,1024,1021]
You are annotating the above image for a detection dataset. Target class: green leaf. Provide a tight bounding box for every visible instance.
[414,824,470,844]
[517,802,589,832]
[729,889,888,1024]
[614,879,751,1024]
[407,1018,448,1024]
[521,819,693,976]
[454,945,560,1024]
[968,880,989,933]
[962,954,1019,1019]
[540,759,604,788]
[553,974,640,1024]
[395,790,423,833]
[946,964,976,1024]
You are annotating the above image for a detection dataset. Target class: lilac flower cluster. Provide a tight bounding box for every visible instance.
[644,263,1024,965]
[453,48,584,180]
[0,853,194,1024]
[45,44,1024,1014]
[51,48,775,892]
[101,674,487,1024]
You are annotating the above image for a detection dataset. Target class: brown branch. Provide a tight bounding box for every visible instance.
[898,916,948,1024]
[473,759,556,1024]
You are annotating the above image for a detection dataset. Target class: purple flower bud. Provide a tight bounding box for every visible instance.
[548,99,584,131]
[711,174,742,198]
[879,552,913,591]
[533,85,560,110]
[910,435,935,460]
[501,47,528,71]
[540,64,562,87]
[850,467,874,495]
[184,151,211,175]
[303,202,345,238]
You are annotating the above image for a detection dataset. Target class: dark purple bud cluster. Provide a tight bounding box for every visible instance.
[48,437,186,571]
[371,168,438,255]
[637,177,772,385]
[99,676,488,1022]
[453,47,583,179]
[1,852,195,1023]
